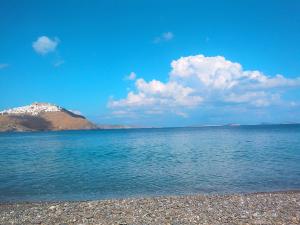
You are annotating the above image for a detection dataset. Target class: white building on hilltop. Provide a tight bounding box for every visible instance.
[0,102,62,116]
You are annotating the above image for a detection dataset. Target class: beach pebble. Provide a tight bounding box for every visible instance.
[0,191,299,225]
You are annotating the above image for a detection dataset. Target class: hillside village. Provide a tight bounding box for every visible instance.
[0,102,62,116]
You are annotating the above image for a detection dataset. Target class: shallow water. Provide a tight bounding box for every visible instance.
[0,125,300,202]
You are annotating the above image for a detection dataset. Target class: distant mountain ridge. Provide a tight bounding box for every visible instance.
[0,103,97,132]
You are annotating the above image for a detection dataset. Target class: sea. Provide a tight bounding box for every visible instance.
[0,125,300,202]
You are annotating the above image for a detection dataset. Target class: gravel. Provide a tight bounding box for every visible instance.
[1,191,299,225]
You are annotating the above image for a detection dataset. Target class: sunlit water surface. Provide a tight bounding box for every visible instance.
[0,125,300,202]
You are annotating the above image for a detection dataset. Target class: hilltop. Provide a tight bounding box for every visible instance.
[0,103,97,132]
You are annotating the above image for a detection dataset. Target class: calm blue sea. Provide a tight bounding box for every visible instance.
[0,125,300,202]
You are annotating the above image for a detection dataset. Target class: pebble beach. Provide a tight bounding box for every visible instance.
[1,191,299,225]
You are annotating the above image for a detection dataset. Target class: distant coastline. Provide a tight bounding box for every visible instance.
[1,122,300,133]
[1,102,299,132]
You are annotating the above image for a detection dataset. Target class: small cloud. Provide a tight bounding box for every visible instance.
[154,32,174,43]
[290,101,298,107]
[32,36,59,55]
[0,64,9,69]
[112,110,129,115]
[175,111,188,118]
[162,32,174,41]
[145,110,164,115]
[54,59,64,67]
[124,72,136,80]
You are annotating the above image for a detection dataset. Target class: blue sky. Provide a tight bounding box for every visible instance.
[1,0,300,126]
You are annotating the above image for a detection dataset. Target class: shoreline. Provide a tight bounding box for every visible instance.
[1,191,299,224]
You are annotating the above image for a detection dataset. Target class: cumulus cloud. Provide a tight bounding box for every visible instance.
[224,92,281,107]
[169,55,300,107]
[154,32,174,43]
[109,78,202,116]
[0,64,9,69]
[124,72,136,80]
[32,36,59,55]
[170,55,300,90]
[109,54,300,117]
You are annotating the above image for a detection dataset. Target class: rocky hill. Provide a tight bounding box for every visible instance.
[0,103,97,132]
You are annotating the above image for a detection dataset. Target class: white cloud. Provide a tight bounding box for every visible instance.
[109,78,202,113]
[109,54,300,117]
[0,64,9,69]
[154,32,174,43]
[170,55,300,90]
[32,36,59,55]
[124,72,136,80]
[224,92,280,107]
[162,32,174,41]
[170,55,243,89]
[175,111,188,118]
[112,110,130,116]
[251,74,300,89]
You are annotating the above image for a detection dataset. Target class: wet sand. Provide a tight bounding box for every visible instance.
[1,191,299,225]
